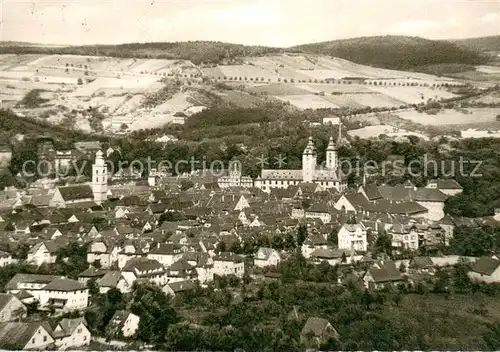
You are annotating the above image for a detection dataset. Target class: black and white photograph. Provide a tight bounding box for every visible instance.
[0,0,499,350]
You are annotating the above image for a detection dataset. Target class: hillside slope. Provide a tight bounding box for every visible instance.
[451,35,500,53]
[0,36,487,71]
[290,36,486,71]
[0,41,283,65]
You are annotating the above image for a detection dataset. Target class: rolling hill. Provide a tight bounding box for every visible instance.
[0,35,488,72]
[290,35,486,71]
[451,35,500,53]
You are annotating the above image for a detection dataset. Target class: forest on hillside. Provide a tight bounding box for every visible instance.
[291,36,487,72]
[0,36,488,71]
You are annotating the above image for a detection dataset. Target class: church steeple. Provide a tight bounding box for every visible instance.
[92,150,108,204]
[326,135,338,171]
[304,136,316,155]
[302,136,317,183]
[326,136,337,151]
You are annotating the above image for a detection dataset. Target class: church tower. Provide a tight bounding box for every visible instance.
[228,160,242,179]
[326,136,338,170]
[302,136,317,183]
[92,150,108,204]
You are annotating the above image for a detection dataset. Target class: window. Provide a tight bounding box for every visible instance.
[32,338,35,344]
[77,328,82,333]
[43,336,47,342]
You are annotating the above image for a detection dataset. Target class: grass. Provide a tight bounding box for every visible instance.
[384,293,500,350]
[397,108,500,126]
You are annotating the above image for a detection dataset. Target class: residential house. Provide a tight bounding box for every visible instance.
[408,256,435,274]
[388,223,419,251]
[97,271,131,294]
[163,280,196,297]
[121,258,167,287]
[300,317,339,349]
[166,259,197,283]
[26,241,62,266]
[213,252,245,278]
[301,233,328,259]
[468,256,500,283]
[117,241,147,269]
[86,237,120,268]
[106,311,140,338]
[77,267,106,284]
[37,278,89,311]
[304,202,332,224]
[253,247,281,268]
[309,248,357,266]
[181,252,214,284]
[50,317,91,350]
[0,322,55,350]
[147,243,183,266]
[5,274,88,312]
[0,294,27,322]
[363,260,404,289]
[337,223,368,252]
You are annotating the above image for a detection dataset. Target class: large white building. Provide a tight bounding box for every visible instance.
[255,135,347,193]
[217,161,254,188]
[338,223,368,252]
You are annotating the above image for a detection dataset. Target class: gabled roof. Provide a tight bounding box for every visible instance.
[43,278,86,291]
[0,322,50,350]
[409,256,434,269]
[98,271,123,288]
[53,318,87,338]
[214,252,244,263]
[255,247,277,260]
[362,184,382,200]
[57,185,94,202]
[5,274,61,290]
[301,317,333,337]
[27,240,62,255]
[0,294,18,312]
[377,185,447,202]
[78,266,106,278]
[122,257,164,273]
[166,280,195,293]
[470,257,500,276]
[149,243,176,255]
[428,179,463,190]
[168,258,195,271]
[367,261,403,283]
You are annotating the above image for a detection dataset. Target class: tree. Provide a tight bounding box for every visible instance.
[129,282,180,344]
[374,231,392,255]
[297,225,308,248]
[86,278,99,296]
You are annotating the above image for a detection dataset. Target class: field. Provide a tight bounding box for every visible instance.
[275,94,339,109]
[397,108,500,125]
[0,51,494,132]
[347,124,429,140]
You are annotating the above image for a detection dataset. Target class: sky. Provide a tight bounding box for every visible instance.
[1,0,499,47]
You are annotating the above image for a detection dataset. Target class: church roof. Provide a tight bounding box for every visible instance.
[261,169,303,180]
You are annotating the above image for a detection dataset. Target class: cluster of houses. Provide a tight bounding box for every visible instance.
[2,139,500,349]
